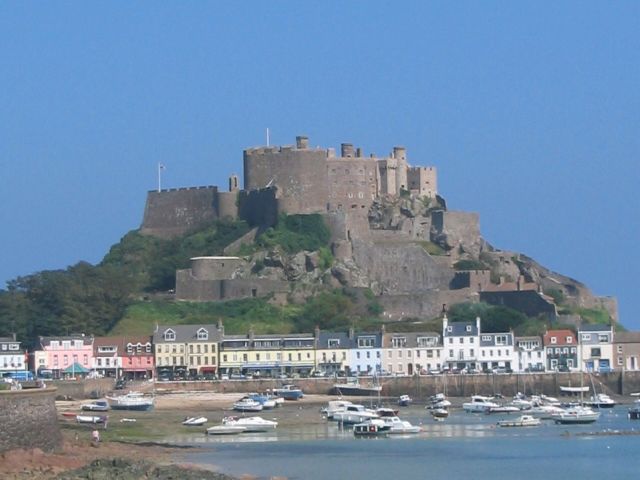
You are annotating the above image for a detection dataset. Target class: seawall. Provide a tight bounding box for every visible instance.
[0,387,63,453]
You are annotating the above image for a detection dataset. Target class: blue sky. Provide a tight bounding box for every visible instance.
[1,2,638,329]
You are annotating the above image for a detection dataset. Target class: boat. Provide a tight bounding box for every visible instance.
[380,416,421,434]
[76,414,108,424]
[431,408,449,420]
[272,384,304,400]
[628,405,640,420]
[426,393,451,409]
[511,393,533,410]
[331,404,379,424]
[245,393,277,409]
[375,407,399,417]
[487,405,521,414]
[462,395,500,413]
[206,424,247,435]
[584,393,616,409]
[353,418,391,437]
[322,400,353,419]
[552,406,600,424]
[233,398,264,412]
[182,416,208,426]
[398,395,412,407]
[333,378,382,396]
[559,385,589,395]
[81,400,110,412]
[497,415,541,427]
[221,416,278,432]
[106,391,154,411]
[529,404,566,419]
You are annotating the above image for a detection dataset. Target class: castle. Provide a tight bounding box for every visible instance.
[141,135,438,237]
[139,136,617,324]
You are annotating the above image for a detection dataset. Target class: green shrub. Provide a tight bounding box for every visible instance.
[257,214,331,254]
[453,259,489,271]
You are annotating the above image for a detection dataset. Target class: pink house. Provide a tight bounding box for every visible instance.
[119,335,154,380]
[36,335,94,379]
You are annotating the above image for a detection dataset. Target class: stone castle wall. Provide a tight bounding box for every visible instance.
[0,387,63,453]
[352,239,454,295]
[243,146,329,214]
[238,187,279,227]
[140,186,219,238]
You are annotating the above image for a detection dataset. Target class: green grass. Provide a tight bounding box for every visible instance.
[416,241,446,256]
[111,298,300,336]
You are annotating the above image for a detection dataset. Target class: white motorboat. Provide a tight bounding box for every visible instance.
[76,414,108,424]
[221,416,278,432]
[498,415,541,427]
[233,398,264,412]
[463,395,500,413]
[398,395,412,407]
[380,416,421,434]
[353,418,391,437]
[81,400,110,412]
[106,392,154,411]
[375,407,399,418]
[487,405,521,414]
[206,424,247,435]
[431,408,449,420]
[552,406,600,424]
[426,393,452,410]
[332,404,379,425]
[529,404,566,419]
[322,400,353,419]
[182,416,208,426]
[584,393,616,408]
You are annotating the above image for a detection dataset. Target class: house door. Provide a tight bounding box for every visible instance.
[408,364,413,375]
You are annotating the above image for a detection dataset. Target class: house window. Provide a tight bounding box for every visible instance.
[591,348,601,357]
[197,329,208,340]
[392,337,407,348]
[618,356,623,366]
[356,352,361,359]
[598,334,609,343]
[447,326,452,333]
[550,337,557,344]
[466,325,472,332]
[581,334,591,342]
[566,337,573,344]
[482,335,491,341]
[617,345,623,353]
[328,339,340,348]
[164,330,176,341]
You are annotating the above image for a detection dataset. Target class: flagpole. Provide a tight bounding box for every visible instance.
[158,163,164,192]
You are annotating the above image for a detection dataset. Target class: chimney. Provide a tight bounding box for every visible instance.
[314,325,320,339]
[476,316,481,334]
[341,143,355,158]
[217,319,224,336]
[442,314,448,334]
[348,327,355,339]
[296,135,309,149]
[356,147,362,158]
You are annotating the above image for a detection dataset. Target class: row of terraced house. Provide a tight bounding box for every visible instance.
[14,317,640,380]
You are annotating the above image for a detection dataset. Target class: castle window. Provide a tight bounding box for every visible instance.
[358,192,364,199]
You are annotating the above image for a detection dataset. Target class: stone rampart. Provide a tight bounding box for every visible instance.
[140,186,219,239]
[216,191,239,219]
[0,387,63,453]
[150,371,640,399]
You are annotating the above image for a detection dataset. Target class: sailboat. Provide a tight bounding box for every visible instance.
[553,365,599,424]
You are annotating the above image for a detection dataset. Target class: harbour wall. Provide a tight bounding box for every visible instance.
[0,387,63,453]
[150,371,640,401]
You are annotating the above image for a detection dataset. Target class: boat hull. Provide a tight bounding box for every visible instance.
[110,403,154,411]
[333,385,382,396]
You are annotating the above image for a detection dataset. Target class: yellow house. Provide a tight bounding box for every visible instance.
[153,324,223,379]
[219,332,315,378]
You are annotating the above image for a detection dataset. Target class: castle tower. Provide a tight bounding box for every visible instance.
[393,146,408,193]
[228,174,239,192]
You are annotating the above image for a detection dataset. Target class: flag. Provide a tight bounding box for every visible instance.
[159,163,166,170]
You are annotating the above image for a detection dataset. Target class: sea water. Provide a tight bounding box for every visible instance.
[178,408,640,479]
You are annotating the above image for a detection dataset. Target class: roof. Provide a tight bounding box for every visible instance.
[317,332,353,349]
[153,324,223,343]
[614,332,640,344]
[543,329,576,346]
[63,362,89,374]
[0,337,19,344]
[39,335,93,347]
[578,324,613,332]
[382,331,440,348]
[445,321,478,336]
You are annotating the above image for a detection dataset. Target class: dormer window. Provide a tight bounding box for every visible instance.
[164,329,176,341]
[447,326,452,333]
[145,343,152,353]
[328,339,340,348]
[197,328,208,341]
[127,343,133,354]
[550,337,557,344]
[566,337,573,343]
[465,325,472,332]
